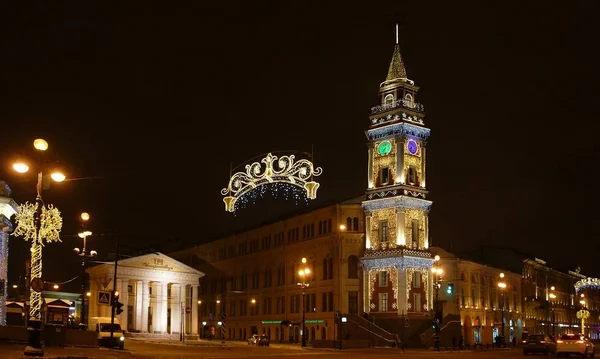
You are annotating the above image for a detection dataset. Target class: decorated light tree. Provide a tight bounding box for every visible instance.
[11,138,65,356]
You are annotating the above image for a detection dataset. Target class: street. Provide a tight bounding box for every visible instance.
[0,339,582,359]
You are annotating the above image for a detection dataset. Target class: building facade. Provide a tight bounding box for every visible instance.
[360,32,434,320]
[86,253,203,338]
[431,247,524,346]
[0,181,18,326]
[169,198,364,342]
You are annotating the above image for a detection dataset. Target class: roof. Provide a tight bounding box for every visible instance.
[385,44,408,83]
[102,252,202,275]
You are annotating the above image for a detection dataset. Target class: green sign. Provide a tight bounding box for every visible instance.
[261,320,282,325]
[261,319,325,325]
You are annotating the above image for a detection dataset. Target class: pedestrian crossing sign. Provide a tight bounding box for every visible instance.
[98,291,111,306]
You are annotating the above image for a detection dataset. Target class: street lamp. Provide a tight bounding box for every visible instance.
[297,257,311,348]
[11,138,65,357]
[497,273,507,347]
[549,286,556,337]
[73,212,96,330]
[577,293,590,336]
[432,255,443,351]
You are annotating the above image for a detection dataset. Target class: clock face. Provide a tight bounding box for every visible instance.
[407,140,418,155]
[378,141,392,156]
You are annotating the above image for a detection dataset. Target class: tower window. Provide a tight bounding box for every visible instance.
[380,167,390,185]
[407,166,417,185]
[379,271,388,287]
[404,93,413,105]
[384,94,395,106]
[379,220,389,243]
[411,219,419,248]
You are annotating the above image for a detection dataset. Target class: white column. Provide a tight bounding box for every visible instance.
[367,146,374,188]
[160,281,168,333]
[421,146,426,188]
[120,280,129,332]
[396,137,404,183]
[365,214,372,249]
[397,269,407,315]
[363,269,371,313]
[153,283,161,332]
[171,284,180,334]
[396,209,405,246]
[427,269,433,311]
[191,285,198,335]
[424,215,429,249]
[180,285,187,335]
[135,281,143,331]
[141,281,149,332]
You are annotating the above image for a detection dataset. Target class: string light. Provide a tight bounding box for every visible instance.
[234,183,309,213]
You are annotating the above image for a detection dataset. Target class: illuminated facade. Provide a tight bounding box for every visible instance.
[169,198,364,342]
[360,30,434,319]
[430,247,524,345]
[86,253,203,338]
[0,181,18,325]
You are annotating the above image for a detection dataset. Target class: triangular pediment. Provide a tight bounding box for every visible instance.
[112,252,201,274]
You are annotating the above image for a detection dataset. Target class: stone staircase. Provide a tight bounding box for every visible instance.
[341,313,400,347]
[419,314,461,348]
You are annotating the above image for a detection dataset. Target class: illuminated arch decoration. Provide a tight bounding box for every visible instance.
[221,152,323,212]
[574,277,600,292]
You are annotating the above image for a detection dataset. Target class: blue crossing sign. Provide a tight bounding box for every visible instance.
[98,291,111,306]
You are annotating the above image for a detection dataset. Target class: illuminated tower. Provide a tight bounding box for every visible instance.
[360,27,435,319]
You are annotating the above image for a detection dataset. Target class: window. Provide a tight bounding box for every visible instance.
[347,255,359,279]
[328,292,334,312]
[379,293,388,311]
[414,293,422,312]
[411,219,419,248]
[408,167,417,185]
[348,291,359,314]
[380,167,390,185]
[404,93,413,104]
[323,258,328,280]
[322,293,327,312]
[328,258,334,280]
[379,221,389,243]
[379,271,388,287]
[327,219,332,233]
[413,271,421,288]
[384,94,395,105]
[353,217,359,231]
[346,217,352,230]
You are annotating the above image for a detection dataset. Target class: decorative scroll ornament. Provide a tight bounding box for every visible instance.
[13,201,63,320]
[221,153,323,212]
[577,309,590,320]
[574,277,600,292]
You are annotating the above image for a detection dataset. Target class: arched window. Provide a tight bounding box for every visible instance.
[384,94,395,105]
[404,93,413,104]
[348,255,359,279]
[346,217,352,230]
[352,217,359,231]
[328,258,334,280]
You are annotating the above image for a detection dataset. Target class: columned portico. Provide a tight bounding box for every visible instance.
[86,252,203,338]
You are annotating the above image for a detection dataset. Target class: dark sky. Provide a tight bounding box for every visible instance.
[1,2,597,291]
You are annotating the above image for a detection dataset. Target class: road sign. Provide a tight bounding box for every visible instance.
[30,278,44,293]
[98,291,111,306]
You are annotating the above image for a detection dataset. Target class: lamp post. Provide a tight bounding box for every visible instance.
[12,138,66,357]
[577,293,589,336]
[73,212,96,330]
[297,257,311,348]
[549,286,556,337]
[432,255,443,351]
[497,273,507,347]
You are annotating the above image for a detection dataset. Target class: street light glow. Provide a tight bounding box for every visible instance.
[33,139,48,151]
[13,162,29,173]
[53,284,59,289]
[81,212,90,221]
[50,171,66,182]
[251,299,256,304]
[339,224,346,230]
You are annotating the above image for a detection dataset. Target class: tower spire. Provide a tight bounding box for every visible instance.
[385,23,407,82]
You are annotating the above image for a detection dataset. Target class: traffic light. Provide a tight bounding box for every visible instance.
[446,282,454,295]
[115,301,124,315]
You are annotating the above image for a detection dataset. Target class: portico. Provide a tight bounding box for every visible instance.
[86,253,203,338]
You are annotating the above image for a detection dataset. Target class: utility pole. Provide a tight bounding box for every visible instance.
[110,241,119,340]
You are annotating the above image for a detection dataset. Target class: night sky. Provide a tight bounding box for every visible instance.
[1,2,596,291]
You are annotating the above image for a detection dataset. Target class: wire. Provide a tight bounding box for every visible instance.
[45,276,80,285]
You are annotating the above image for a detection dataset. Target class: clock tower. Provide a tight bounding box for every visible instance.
[360,27,435,319]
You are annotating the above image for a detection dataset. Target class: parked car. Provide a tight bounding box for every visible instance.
[522,334,556,355]
[247,334,259,345]
[556,333,595,358]
[257,335,270,347]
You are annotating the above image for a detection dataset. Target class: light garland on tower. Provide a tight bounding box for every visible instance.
[222,152,323,213]
[13,202,63,320]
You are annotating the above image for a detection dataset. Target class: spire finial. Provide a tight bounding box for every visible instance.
[395,23,399,44]
[384,24,408,83]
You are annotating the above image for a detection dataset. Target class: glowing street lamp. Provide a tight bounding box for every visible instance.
[577,293,590,336]
[297,257,311,348]
[73,212,96,330]
[11,138,65,356]
[497,273,506,347]
[432,255,443,351]
[549,286,557,336]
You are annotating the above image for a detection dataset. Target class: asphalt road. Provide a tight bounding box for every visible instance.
[0,340,588,359]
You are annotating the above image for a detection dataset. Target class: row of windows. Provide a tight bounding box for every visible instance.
[199,256,361,295]
[377,166,419,187]
[216,219,335,260]
[199,292,336,318]
[377,219,419,247]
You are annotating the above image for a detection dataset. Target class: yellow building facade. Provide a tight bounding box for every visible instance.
[169,198,364,342]
[431,248,524,346]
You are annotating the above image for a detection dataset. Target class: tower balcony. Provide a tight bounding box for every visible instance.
[370,98,424,116]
